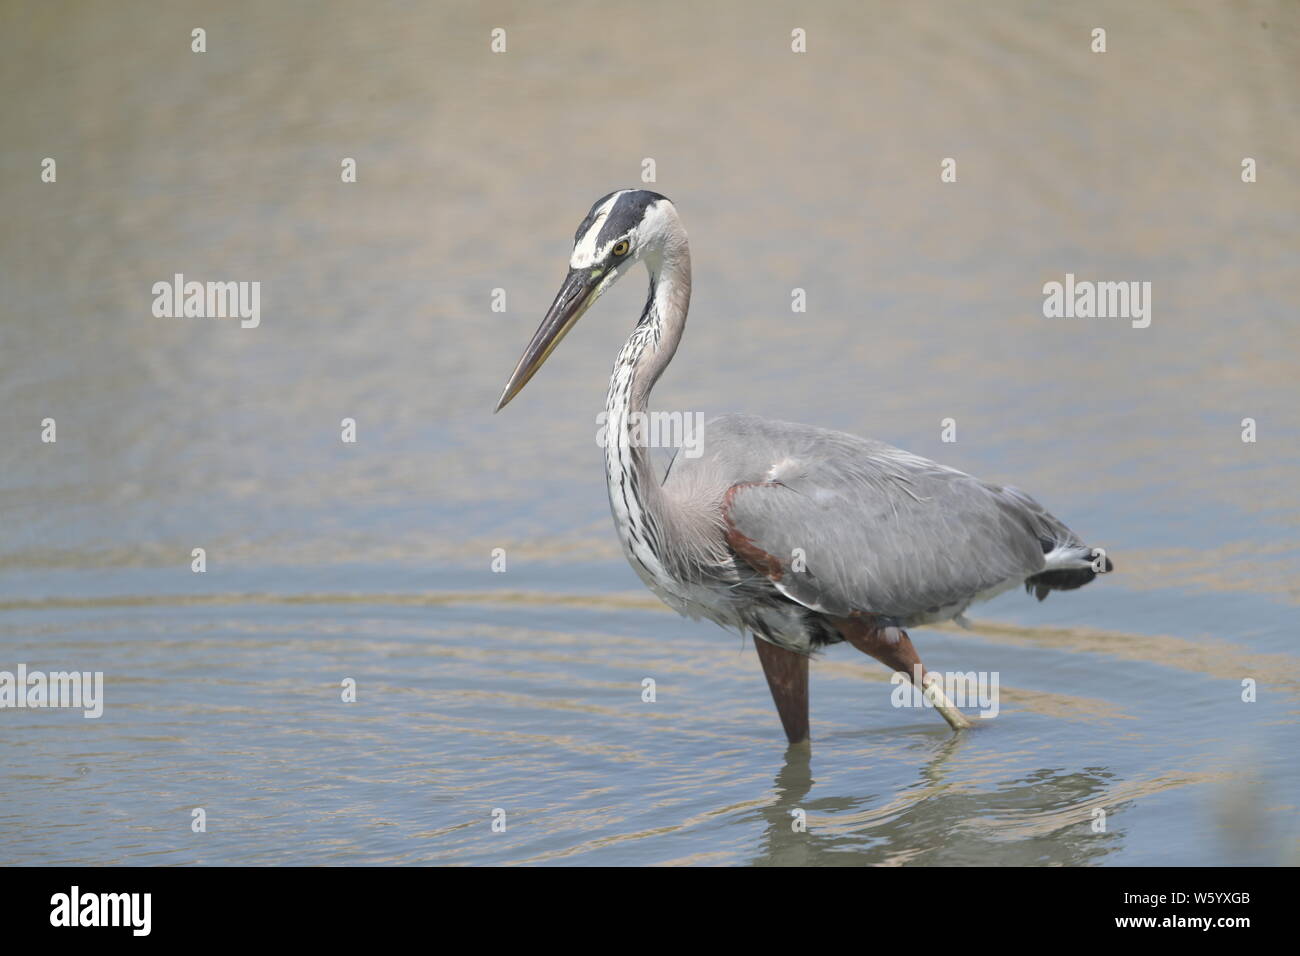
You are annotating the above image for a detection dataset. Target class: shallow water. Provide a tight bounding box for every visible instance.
[1,0,1297,866]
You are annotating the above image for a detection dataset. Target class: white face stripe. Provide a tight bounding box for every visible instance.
[570,190,631,269]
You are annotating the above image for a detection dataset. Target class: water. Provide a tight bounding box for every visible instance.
[1,0,1297,866]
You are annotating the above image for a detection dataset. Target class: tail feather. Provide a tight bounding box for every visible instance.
[1025,543,1114,602]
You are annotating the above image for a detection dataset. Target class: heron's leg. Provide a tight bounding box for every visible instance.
[753,635,810,745]
[833,617,971,731]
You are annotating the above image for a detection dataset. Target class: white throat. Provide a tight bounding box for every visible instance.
[603,226,692,594]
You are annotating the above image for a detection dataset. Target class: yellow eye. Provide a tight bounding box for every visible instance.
[611,240,630,257]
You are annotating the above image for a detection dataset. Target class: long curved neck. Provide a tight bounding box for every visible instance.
[608,245,691,416]
[604,236,692,589]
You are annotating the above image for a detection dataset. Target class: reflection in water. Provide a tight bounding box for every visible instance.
[754,737,1125,866]
[756,746,817,867]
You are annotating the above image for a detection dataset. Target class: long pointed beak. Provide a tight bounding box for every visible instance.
[495,268,601,412]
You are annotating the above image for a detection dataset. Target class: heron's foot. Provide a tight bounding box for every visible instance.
[832,615,972,732]
[921,672,972,731]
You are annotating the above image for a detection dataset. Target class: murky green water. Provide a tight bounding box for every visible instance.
[2,0,1297,865]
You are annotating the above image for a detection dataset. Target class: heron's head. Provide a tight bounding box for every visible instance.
[495,189,681,412]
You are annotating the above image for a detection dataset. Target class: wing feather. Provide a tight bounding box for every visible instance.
[670,415,1079,621]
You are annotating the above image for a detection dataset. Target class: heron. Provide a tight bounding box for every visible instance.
[496,189,1112,743]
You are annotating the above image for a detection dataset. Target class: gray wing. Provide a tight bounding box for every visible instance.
[671,414,1082,621]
